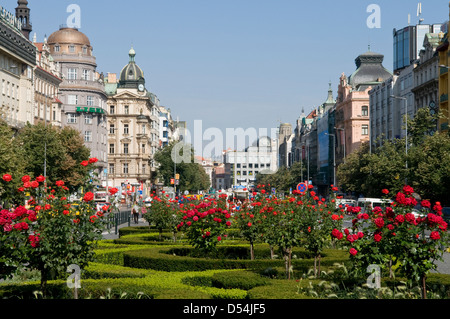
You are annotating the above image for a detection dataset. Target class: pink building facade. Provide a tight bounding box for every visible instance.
[334,50,392,164]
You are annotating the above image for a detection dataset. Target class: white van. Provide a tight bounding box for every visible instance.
[357,198,392,213]
[335,198,356,209]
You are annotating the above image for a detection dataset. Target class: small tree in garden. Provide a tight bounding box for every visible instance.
[177,199,231,255]
[143,193,180,241]
[339,185,449,299]
[262,196,302,280]
[0,158,107,297]
[234,196,263,260]
[297,186,344,277]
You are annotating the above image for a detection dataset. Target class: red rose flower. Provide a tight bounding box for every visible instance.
[83,191,94,202]
[402,185,414,195]
[349,248,358,256]
[88,157,98,164]
[80,161,89,167]
[2,174,12,182]
[55,180,65,187]
[22,175,31,183]
[35,175,45,183]
[382,189,389,195]
[374,233,382,242]
[430,231,441,240]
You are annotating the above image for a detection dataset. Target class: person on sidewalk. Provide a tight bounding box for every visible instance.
[132,201,140,224]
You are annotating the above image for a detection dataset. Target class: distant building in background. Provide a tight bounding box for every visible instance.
[393,22,442,74]
[159,106,175,148]
[211,161,232,191]
[225,136,278,187]
[278,123,293,168]
[174,120,187,143]
[195,156,213,188]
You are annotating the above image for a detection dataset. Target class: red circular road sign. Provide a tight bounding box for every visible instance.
[297,183,307,193]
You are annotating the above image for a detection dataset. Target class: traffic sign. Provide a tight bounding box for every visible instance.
[297,183,307,194]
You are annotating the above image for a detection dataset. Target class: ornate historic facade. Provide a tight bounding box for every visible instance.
[105,48,160,198]
[47,26,108,184]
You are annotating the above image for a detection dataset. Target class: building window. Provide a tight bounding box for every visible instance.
[362,125,369,135]
[123,143,129,154]
[87,96,94,106]
[67,68,77,80]
[141,143,146,154]
[82,69,90,81]
[69,45,75,53]
[142,164,146,174]
[124,124,129,134]
[84,131,92,142]
[123,163,129,174]
[109,144,115,154]
[54,45,60,52]
[124,105,129,114]
[362,105,369,116]
[141,124,146,135]
[67,113,77,123]
[109,124,115,134]
[109,163,115,174]
[68,95,78,105]
[84,114,93,124]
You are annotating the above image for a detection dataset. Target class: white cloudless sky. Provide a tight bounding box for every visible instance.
[2,0,448,156]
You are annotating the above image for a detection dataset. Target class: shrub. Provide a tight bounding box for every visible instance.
[211,271,269,290]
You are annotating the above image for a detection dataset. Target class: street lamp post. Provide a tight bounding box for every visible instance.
[325,133,336,186]
[334,127,346,162]
[390,95,408,183]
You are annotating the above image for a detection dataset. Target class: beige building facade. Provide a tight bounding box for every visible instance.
[105,48,160,198]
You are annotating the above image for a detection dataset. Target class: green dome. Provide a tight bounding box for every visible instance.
[119,47,145,88]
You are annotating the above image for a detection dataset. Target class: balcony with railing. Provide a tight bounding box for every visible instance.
[60,79,106,93]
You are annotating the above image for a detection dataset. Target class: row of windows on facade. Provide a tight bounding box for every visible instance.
[108,163,149,175]
[67,94,100,106]
[54,45,89,55]
[108,143,157,155]
[0,54,33,78]
[66,68,93,81]
[108,105,160,117]
[66,113,106,124]
[108,123,160,136]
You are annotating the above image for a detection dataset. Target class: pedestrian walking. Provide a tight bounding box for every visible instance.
[132,201,139,224]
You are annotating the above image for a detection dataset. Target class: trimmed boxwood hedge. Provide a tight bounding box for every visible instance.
[211,271,269,290]
[122,245,350,274]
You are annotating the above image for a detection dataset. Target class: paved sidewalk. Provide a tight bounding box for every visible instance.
[102,217,149,240]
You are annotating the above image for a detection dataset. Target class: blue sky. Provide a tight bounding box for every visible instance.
[2,0,449,154]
